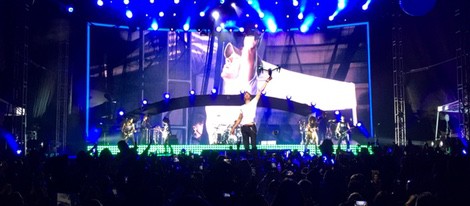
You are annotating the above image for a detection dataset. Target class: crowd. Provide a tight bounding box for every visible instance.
[0,138,469,206]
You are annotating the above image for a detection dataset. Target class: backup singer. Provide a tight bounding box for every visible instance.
[305,115,319,147]
[230,76,272,154]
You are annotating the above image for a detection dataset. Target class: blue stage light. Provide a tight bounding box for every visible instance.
[335,110,340,115]
[300,14,315,33]
[239,27,245,32]
[1,129,19,155]
[151,20,158,30]
[118,110,125,116]
[16,150,22,155]
[266,18,277,33]
[211,87,218,94]
[126,10,133,19]
[199,11,205,17]
[329,0,348,21]
[150,0,154,3]
[97,0,104,6]
[174,0,180,4]
[293,0,299,7]
[142,99,148,105]
[67,6,74,13]
[463,149,467,155]
[211,10,220,20]
[338,0,347,10]
[189,90,196,95]
[88,127,102,144]
[164,93,170,99]
[123,0,130,5]
[362,0,371,11]
[298,13,304,20]
[216,26,222,32]
[183,23,190,31]
[356,122,362,127]
[159,11,165,17]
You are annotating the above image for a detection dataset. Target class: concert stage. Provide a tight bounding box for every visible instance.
[87,144,373,156]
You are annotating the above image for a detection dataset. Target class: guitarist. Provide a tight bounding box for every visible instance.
[121,117,136,145]
[335,116,351,151]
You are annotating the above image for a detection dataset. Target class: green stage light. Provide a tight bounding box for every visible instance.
[88,144,373,156]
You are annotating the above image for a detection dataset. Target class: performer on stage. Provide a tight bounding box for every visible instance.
[335,116,351,151]
[139,114,153,144]
[121,117,136,145]
[161,117,171,147]
[317,112,328,142]
[305,115,319,147]
[230,76,272,154]
[191,113,208,145]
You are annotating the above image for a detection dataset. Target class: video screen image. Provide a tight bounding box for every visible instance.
[88,23,371,146]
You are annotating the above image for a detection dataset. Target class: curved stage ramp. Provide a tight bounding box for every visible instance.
[126,94,318,117]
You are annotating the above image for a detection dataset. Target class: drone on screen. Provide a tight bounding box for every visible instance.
[257,65,281,77]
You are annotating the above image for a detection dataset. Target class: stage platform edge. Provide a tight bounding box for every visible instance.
[87,144,373,156]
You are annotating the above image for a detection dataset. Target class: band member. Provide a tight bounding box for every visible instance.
[137,115,152,144]
[121,117,136,145]
[299,119,306,145]
[230,76,272,154]
[191,113,208,145]
[227,119,242,150]
[335,116,351,151]
[305,115,319,147]
[317,112,328,142]
[161,117,171,151]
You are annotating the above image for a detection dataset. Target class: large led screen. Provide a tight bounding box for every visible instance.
[87,22,372,146]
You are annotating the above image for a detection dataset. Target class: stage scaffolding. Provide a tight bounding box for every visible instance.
[455,7,469,140]
[392,4,406,146]
[12,0,30,154]
[55,21,70,154]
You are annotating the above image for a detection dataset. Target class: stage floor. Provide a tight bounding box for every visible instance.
[87,144,373,156]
